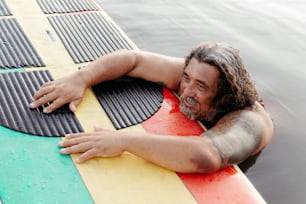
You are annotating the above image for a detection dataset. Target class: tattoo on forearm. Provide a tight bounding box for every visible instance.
[202,111,263,168]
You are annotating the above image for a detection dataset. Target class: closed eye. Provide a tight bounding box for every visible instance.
[182,73,190,82]
[197,81,208,91]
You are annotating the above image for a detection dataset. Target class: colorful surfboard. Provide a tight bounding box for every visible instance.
[0,0,266,203]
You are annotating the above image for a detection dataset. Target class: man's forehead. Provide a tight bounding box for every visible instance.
[183,58,220,90]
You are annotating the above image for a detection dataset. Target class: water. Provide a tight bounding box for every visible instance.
[98,0,306,203]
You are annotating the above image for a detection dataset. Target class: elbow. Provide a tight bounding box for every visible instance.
[191,148,221,173]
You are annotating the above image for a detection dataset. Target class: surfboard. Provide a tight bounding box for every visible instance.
[0,0,266,203]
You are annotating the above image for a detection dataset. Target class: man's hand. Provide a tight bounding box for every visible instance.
[28,73,86,113]
[58,126,126,163]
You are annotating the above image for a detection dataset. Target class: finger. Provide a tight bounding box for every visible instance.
[65,132,90,138]
[60,141,91,154]
[32,82,54,100]
[76,149,97,163]
[42,97,66,113]
[69,99,82,112]
[29,95,54,110]
[58,134,91,147]
[94,125,103,132]
[29,88,57,110]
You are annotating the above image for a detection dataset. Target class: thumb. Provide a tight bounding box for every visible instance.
[94,124,103,132]
[69,99,82,112]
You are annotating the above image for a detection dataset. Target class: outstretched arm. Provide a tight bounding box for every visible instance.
[59,127,220,173]
[59,102,273,173]
[29,50,184,113]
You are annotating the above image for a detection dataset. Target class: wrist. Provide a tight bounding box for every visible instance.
[119,132,133,152]
[73,68,92,88]
[122,132,157,155]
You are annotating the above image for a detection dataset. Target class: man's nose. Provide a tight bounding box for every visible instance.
[183,83,196,97]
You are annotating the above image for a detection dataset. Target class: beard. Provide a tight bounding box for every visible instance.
[179,96,205,120]
[179,96,217,122]
[179,103,200,120]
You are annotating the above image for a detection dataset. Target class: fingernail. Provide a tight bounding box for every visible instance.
[60,148,67,154]
[29,102,35,108]
[43,108,50,113]
[58,141,63,146]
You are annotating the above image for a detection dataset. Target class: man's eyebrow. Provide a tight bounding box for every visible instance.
[196,79,209,89]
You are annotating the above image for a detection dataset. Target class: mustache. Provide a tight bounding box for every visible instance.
[180,96,199,106]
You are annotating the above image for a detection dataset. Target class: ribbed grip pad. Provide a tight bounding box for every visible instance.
[0,70,83,136]
[0,0,11,16]
[37,0,98,14]
[0,18,45,69]
[92,77,163,129]
[48,12,134,63]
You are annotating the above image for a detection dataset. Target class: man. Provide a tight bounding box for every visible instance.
[29,41,273,173]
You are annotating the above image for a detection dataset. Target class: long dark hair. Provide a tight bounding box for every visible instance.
[185,41,262,126]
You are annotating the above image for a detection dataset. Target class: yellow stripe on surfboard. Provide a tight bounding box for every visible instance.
[73,89,198,204]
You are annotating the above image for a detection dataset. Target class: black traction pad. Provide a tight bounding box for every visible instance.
[0,18,45,69]
[0,70,83,136]
[47,12,134,63]
[0,0,11,16]
[92,77,163,129]
[37,0,99,14]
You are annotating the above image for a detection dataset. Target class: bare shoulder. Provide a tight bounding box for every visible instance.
[202,101,273,168]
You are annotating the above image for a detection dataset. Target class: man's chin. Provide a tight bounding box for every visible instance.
[180,106,199,120]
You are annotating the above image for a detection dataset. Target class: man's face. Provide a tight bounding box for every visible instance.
[178,58,219,121]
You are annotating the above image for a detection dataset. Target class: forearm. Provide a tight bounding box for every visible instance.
[75,49,185,90]
[59,129,221,173]
[76,49,138,88]
[123,133,220,173]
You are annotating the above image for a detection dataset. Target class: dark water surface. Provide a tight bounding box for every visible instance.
[98,0,306,203]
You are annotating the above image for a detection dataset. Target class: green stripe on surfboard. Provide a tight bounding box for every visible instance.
[0,126,93,204]
[0,68,24,73]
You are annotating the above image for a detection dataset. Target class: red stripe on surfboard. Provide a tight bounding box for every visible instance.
[142,88,265,204]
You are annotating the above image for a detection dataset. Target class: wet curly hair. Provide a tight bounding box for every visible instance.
[185,41,262,125]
